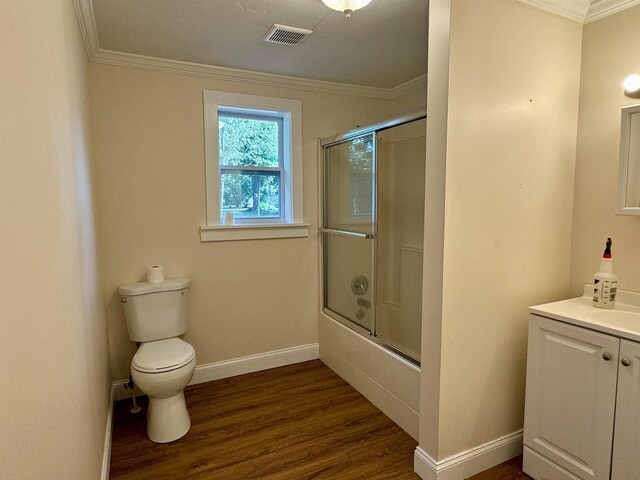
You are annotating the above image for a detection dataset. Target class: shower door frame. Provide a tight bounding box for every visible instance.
[319,107,426,366]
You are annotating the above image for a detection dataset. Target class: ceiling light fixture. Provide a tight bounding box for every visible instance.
[624,74,640,99]
[322,0,372,18]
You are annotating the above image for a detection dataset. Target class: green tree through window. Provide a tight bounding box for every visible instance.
[219,114,282,219]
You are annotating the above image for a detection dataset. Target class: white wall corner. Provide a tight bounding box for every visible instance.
[101,384,115,480]
[414,447,439,480]
[414,431,523,480]
[518,0,591,22]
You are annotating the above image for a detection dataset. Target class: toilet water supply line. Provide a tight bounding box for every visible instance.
[123,375,141,414]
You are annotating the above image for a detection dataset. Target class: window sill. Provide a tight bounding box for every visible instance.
[200,223,310,242]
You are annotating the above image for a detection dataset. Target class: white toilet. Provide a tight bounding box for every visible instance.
[118,278,196,443]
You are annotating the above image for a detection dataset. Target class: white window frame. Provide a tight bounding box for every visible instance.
[201,90,307,241]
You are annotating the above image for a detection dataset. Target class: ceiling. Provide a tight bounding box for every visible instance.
[85,0,639,91]
[91,0,428,89]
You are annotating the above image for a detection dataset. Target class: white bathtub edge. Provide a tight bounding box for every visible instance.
[319,314,420,440]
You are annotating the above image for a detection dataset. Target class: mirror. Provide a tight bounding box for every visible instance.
[617,104,640,214]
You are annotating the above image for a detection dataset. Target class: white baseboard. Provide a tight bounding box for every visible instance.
[101,384,115,480]
[189,343,319,385]
[414,430,523,480]
[113,343,319,401]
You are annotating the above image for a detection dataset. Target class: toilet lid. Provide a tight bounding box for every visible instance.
[132,338,195,374]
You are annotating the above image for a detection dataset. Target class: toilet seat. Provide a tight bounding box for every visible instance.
[132,338,195,374]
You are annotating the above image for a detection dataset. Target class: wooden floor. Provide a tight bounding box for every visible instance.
[110,360,419,479]
[466,455,531,480]
[110,359,531,480]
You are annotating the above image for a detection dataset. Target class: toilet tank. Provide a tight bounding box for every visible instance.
[118,278,190,342]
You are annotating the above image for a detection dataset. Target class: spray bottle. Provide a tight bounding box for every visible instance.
[592,238,617,309]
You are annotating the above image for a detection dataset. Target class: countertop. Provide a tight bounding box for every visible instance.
[530,285,640,343]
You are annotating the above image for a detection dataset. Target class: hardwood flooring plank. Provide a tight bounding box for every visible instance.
[110,360,419,480]
[111,360,531,480]
[465,455,531,480]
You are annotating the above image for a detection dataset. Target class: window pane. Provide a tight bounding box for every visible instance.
[219,115,280,167]
[324,134,374,234]
[348,136,373,174]
[349,174,372,215]
[348,136,373,216]
[221,170,281,219]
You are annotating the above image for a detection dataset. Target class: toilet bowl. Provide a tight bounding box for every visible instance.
[131,337,196,443]
[119,277,196,443]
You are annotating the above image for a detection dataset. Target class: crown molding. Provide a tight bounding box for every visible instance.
[72,0,100,61]
[519,0,640,23]
[391,74,427,99]
[72,0,423,100]
[90,48,398,99]
[518,0,590,22]
[585,0,640,22]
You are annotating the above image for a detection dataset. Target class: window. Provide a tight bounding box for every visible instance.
[219,111,284,221]
[325,134,374,228]
[201,90,307,241]
[346,135,373,220]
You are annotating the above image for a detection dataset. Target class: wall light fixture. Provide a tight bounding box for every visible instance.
[624,74,640,99]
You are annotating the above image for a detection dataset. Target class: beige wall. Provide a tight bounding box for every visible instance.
[570,5,640,295]
[419,0,582,459]
[418,0,451,459]
[88,63,414,379]
[0,1,111,478]
[393,79,427,113]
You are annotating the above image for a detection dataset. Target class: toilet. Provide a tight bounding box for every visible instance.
[118,278,196,443]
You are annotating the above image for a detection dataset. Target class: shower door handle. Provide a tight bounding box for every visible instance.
[320,228,375,239]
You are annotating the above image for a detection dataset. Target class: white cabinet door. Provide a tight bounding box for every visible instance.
[611,339,640,480]
[524,315,619,480]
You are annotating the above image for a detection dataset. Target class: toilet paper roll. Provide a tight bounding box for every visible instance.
[147,265,164,284]
[224,211,235,225]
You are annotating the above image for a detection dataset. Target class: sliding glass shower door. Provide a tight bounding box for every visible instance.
[374,119,425,360]
[323,134,375,332]
[321,113,426,365]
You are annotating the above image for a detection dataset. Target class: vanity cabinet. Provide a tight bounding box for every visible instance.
[611,339,640,479]
[523,314,640,480]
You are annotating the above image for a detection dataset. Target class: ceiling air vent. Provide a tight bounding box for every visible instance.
[264,24,313,46]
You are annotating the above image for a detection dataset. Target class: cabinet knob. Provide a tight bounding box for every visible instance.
[602,352,612,361]
[621,358,631,367]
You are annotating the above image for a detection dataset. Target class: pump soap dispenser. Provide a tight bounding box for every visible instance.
[592,238,617,309]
